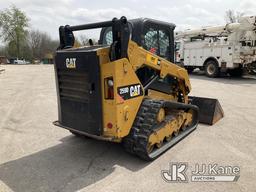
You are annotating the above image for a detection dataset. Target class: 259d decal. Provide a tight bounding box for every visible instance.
[118,84,143,100]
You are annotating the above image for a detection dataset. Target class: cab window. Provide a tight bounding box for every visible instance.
[144,28,158,54]
[143,27,170,60]
[159,30,170,58]
[102,28,113,45]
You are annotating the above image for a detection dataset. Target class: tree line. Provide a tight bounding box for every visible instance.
[0,5,242,63]
[0,5,93,63]
[0,5,61,62]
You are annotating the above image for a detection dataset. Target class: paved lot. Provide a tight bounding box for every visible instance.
[0,65,255,192]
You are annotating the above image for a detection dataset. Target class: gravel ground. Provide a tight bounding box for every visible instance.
[0,65,255,192]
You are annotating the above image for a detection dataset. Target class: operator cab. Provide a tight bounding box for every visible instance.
[99,18,177,94]
[99,18,176,62]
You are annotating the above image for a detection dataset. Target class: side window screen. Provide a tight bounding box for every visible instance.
[143,27,170,60]
[144,28,158,54]
[103,28,113,45]
[159,30,169,59]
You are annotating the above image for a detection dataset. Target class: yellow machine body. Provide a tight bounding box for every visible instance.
[54,17,223,160]
[96,40,193,142]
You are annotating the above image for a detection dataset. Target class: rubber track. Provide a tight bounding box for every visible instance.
[123,98,198,160]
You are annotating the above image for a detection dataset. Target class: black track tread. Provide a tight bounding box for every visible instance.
[123,98,198,161]
[123,99,164,160]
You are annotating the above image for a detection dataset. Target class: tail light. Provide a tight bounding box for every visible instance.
[105,77,114,99]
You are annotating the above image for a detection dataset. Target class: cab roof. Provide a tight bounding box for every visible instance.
[129,18,176,29]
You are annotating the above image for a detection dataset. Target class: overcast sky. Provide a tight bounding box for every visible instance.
[0,0,255,40]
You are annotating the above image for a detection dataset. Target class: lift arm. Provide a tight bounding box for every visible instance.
[127,40,192,94]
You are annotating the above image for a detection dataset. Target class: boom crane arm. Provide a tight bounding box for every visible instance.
[175,16,256,39]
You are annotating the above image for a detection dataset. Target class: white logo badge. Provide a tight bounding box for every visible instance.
[66,58,76,68]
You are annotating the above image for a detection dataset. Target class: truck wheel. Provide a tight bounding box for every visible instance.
[205,60,219,78]
[228,68,243,77]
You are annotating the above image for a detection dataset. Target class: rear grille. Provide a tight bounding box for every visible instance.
[58,69,89,103]
[55,50,103,135]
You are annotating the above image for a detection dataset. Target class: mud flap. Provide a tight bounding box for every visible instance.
[189,96,224,125]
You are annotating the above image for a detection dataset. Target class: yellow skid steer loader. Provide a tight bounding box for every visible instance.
[53,17,223,160]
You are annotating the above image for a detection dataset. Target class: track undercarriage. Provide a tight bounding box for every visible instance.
[123,99,199,160]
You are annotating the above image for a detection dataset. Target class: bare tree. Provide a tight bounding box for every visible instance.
[225,9,244,23]
[27,30,58,60]
[28,30,41,59]
[78,34,97,46]
[39,32,56,59]
[79,34,89,46]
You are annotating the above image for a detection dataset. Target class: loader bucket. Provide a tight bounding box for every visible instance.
[189,96,224,125]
